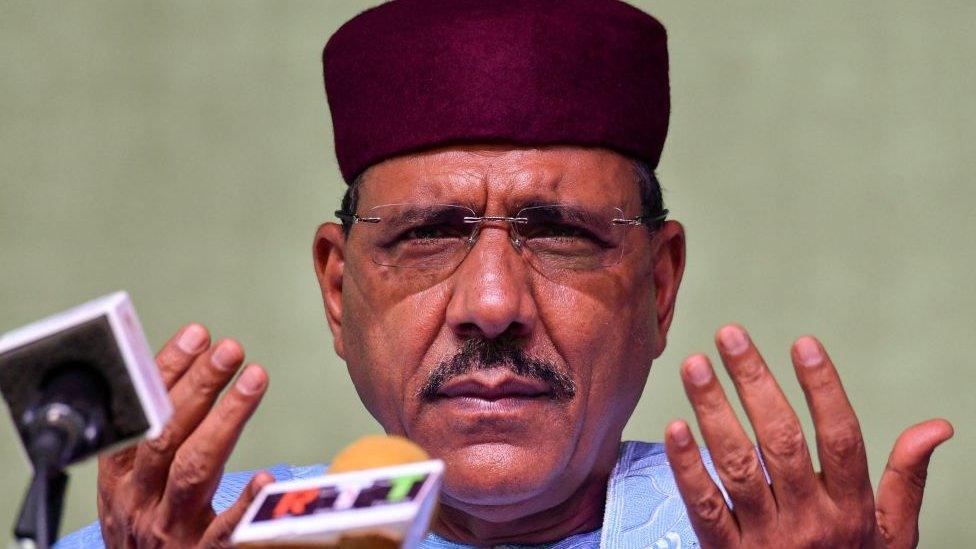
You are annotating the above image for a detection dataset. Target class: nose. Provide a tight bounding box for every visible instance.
[445,224,538,340]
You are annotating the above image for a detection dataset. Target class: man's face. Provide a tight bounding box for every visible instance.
[314,145,685,521]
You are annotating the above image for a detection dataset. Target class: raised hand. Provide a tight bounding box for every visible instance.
[96,324,273,548]
[665,324,953,548]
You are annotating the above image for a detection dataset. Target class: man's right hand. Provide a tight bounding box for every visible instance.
[96,324,273,548]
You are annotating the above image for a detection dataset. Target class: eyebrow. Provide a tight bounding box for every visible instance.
[380,205,467,226]
[519,204,605,224]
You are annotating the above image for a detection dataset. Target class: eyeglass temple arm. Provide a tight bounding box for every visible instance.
[334,210,381,224]
[612,209,669,226]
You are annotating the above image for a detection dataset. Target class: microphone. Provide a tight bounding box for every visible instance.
[0,292,172,548]
[231,436,444,548]
[327,435,433,474]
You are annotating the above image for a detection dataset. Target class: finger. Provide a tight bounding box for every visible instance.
[201,470,275,548]
[157,323,211,388]
[790,336,871,503]
[875,419,953,549]
[130,339,245,499]
[98,446,135,481]
[96,450,133,519]
[96,445,139,539]
[665,420,739,548]
[681,353,777,526]
[715,325,818,507]
[161,364,269,516]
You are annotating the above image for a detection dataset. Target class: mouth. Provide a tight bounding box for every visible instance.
[430,370,557,416]
[422,369,567,435]
[436,370,552,401]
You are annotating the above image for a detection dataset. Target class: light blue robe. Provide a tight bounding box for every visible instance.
[58,441,724,548]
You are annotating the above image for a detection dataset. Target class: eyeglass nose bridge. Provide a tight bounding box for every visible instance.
[462,215,530,251]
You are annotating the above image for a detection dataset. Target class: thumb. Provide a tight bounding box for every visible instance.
[201,470,275,547]
[875,418,953,549]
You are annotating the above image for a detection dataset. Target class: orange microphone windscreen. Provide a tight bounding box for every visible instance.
[327,435,430,474]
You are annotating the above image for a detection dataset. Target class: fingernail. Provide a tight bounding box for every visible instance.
[671,422,691,447]
[237,366,266,395]
[211,340,239,372]
[720,325,750,355]
[686,356,712,386]
[795,337,821,367]
[177,324,207,353]
[251,474,269,496]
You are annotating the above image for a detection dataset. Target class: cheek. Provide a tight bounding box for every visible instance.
[533,270,656,422]
[536,266,656,367]
[342,268,452,431]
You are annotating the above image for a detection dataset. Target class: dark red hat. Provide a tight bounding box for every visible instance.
[323,0,670,183]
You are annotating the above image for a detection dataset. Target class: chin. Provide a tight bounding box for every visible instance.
[434,440,574,519]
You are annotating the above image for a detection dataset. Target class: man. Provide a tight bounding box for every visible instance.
[60,0,953,547]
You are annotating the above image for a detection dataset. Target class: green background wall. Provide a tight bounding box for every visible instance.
[1,1,973,545]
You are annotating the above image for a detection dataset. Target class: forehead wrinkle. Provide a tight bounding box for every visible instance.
[380,156,486,206]
[406,150,556,210]
[426,168,486,207]
[483,160,565,212]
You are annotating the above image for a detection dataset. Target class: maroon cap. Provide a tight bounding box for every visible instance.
[323,0,670,183]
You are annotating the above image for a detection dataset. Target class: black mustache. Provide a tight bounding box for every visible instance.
[418,337,576,402]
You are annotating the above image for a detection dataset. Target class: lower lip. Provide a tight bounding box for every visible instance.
[436,395,550,414]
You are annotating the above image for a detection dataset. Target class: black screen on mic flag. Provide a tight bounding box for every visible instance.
[0,315,150,460]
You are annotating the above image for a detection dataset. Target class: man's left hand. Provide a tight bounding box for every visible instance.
[664,324,953,548]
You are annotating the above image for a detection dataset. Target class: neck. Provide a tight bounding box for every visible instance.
[430,459,614,545]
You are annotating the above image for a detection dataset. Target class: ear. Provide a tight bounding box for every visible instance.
[650,220,686,357]
[313,222,348,359]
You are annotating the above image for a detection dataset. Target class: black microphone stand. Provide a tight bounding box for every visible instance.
[15,461,68,549]
[12,368,110,549]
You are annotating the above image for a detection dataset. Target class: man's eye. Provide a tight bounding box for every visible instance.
[400,224,463,241]
[526,223,592,240]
